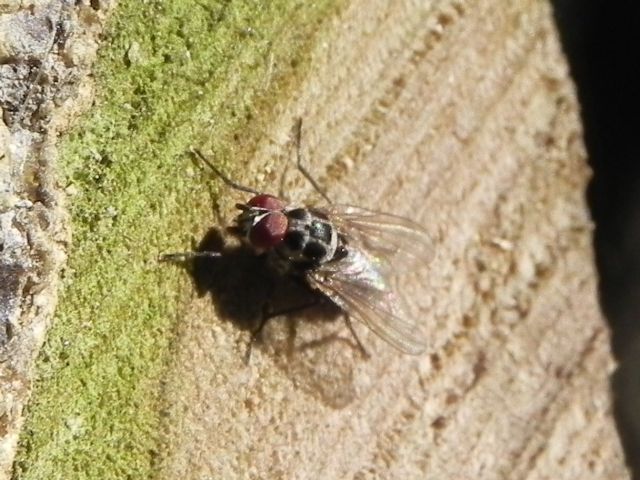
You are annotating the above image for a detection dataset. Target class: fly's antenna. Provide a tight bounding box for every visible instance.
[294,118,333,204]
[190,148,261,195]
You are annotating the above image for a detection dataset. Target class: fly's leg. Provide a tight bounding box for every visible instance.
[293,118,333,204]
[277,156,294,203]
[158,251,221,262]
[245,297,321,363]
[190,148,261,195]
[344,314,371,359]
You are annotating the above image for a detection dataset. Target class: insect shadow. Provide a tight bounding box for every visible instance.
[165,227,372,408]
[167,226,357,360]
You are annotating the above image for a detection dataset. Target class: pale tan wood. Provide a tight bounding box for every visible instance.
[155,1,630,479]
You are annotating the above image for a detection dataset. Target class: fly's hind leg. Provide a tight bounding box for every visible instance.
[245,297,322,363]
[344,314,371,359]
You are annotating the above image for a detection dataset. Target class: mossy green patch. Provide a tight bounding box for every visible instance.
[13,1,342,478]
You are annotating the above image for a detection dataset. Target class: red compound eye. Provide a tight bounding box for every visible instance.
[247,194,286,210]
[249,211,288,249]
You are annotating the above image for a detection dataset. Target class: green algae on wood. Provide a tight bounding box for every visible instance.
[13,1,342,479]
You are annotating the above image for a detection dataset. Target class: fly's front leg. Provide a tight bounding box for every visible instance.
[158,251,221,262]
[190,148,262,195]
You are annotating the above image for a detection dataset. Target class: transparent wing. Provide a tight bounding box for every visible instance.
[307,249,426,355]
[313,205,435,271]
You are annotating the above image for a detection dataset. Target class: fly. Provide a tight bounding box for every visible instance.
[161,119,435,357]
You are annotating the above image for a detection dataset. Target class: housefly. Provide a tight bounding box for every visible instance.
[162,119,434,356]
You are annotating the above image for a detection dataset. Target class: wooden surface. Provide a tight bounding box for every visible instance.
[156,1,628,479]
[0,0,630,478]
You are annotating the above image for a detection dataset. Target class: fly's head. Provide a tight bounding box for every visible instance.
[232,194,289,252]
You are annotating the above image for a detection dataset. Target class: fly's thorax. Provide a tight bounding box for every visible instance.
[275,207,339,268]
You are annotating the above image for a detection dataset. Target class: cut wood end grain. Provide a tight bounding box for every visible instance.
[157,1,629,479]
